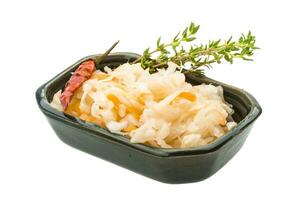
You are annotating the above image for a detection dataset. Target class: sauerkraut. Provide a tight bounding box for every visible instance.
[51,62,236,148]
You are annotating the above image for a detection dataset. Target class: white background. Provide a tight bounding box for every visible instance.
[1,0,299,199]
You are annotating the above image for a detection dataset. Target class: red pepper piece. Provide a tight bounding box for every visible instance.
[60,60,96,110]
[59,41,120,110]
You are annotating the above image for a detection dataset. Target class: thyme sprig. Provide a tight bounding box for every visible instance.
[133,22,259,75]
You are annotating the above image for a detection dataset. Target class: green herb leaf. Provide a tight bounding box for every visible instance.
[133,22,259,75]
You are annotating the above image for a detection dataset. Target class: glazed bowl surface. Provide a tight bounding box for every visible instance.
[36,52,262,183]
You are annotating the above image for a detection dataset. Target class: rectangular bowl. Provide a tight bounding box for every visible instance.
[36,52,262,184]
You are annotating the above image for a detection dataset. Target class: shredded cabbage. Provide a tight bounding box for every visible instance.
[51,62,236,148]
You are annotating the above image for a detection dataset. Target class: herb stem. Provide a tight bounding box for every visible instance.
[132,22,258,75]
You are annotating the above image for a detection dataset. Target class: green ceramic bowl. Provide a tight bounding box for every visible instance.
[36,52,262,184]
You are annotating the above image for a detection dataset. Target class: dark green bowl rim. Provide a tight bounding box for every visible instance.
[36,52,262,157]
